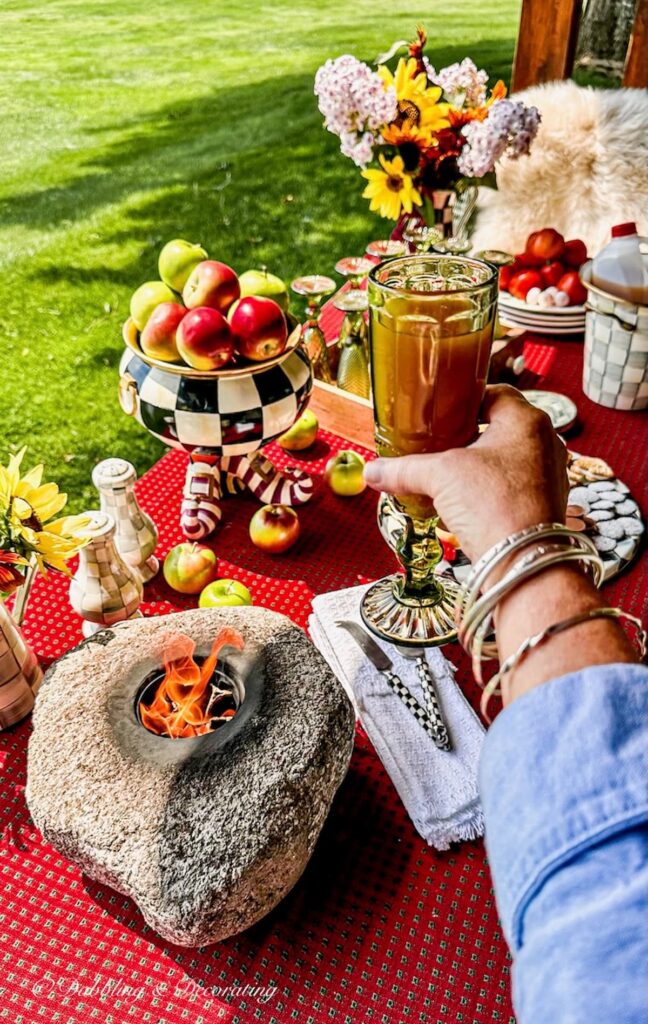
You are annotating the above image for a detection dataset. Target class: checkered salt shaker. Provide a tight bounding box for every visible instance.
[92,458,159,582]
[69,511,143,638]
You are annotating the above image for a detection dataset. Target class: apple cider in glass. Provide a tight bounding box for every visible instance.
[368,257,498,519]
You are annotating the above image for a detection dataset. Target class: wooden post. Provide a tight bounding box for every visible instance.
[511,0,583,92]
[624,0,648,87]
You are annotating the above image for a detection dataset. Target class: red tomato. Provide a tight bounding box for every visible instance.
[499,265,515,291]
[509,270,543,301]
[540,261,565,288]
[563,239,588,268]
[517,247,544,268]
[557,271,587,305]
[527,228,565,262]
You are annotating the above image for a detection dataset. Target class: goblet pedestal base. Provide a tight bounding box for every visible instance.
[360,572,462,648]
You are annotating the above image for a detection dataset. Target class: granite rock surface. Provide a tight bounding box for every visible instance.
[26,607,355,945]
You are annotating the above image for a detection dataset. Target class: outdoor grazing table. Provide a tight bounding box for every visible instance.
[1,335,646,1024]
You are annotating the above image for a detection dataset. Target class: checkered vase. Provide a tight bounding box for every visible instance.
[0,600,42,730]
[583,283,648,411]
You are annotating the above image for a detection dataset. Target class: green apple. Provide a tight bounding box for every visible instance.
[163,543,219,595]
[325,450,366,497]
[199,578,253,608]
[277,409,319,451]
[130,281,178,331]
[238,268,289,312]
[158,239,209,292]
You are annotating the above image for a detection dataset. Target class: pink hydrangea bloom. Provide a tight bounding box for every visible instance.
[427,58,489,108]
[457,99,541,178]
[314,55,397,168]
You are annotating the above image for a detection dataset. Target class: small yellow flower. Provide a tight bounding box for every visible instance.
[21,514,92,576]
[362,154,422,220]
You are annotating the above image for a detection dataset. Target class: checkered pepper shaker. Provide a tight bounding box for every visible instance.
[92,458,159,582]
[69,511,143,638]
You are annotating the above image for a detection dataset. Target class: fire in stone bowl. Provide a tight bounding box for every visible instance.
[136,628,244,738]
[26,608,355,946]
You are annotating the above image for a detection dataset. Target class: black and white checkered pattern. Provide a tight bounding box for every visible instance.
[380,669,450,747]
[119,348,312,456]
[583,279,648,411]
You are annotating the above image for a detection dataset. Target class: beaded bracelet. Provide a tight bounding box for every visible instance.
[478,607,648,719]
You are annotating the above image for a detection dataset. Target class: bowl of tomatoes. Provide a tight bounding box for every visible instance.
[498,229,589,335]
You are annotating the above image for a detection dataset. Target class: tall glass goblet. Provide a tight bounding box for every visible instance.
[360,255,498,647]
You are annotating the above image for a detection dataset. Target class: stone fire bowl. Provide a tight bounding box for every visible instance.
[26,608,355,946]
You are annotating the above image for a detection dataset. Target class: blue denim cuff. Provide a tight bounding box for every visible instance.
[479,663,648,950]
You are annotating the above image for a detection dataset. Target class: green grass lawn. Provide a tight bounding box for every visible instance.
[0,0,522,511]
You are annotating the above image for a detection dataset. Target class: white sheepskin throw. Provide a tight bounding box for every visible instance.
[471,81,648,258]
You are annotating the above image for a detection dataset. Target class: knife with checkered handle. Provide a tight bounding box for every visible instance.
[336,620,452,751]
[406,652,452,752]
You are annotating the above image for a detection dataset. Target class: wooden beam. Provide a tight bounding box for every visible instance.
[511,0,583,92]
[624,0,648,87]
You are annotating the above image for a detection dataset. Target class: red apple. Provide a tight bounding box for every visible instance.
[176,307,235,370]
[557,271,587,306]
[183,260,240,314]
[140,301,186,362]
[526,228,565,262]
[563,239,588,268]
[540,261,565,288]
[249,504,300,554]
[509,270,543,301]
[163,543,219,594]
[229,296,288,362]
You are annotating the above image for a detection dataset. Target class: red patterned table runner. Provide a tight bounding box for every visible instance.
[1,338,646,1024]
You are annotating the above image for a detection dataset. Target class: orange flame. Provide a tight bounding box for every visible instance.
[139,627,244,738]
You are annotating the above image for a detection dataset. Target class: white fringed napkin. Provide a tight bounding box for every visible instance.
[309,583,485,850]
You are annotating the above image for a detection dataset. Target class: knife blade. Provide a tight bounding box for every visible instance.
[336,620,452,750]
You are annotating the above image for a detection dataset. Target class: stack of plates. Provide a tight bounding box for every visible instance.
[498,291,586,335]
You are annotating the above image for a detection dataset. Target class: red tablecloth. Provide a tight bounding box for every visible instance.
[1,338,646,1024]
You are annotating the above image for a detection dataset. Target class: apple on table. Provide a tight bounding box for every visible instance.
[163,543,219,594]
[249,504,300,554]
[325,450,367,496]
[199,578,253,608]
[277,410,319,451]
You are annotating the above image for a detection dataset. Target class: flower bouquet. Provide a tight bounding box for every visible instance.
[314,28,541,240]
[0,448,89,728]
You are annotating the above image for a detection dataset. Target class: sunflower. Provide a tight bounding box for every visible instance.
[0,551,28,596]
[362,154,422,220]
[0,448,90,576]
[23,514,91,575]
[379,58,451,144]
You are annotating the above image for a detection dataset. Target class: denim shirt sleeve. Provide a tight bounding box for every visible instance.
[479,664,648,1024]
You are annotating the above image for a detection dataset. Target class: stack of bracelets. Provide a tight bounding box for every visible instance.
[455,523,647,719]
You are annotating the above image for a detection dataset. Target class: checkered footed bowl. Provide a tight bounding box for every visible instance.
[119,319,313,456]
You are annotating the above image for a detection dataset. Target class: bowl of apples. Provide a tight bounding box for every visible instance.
[120,240,313,458]
[498,228,589,336]
[119,240,315,541]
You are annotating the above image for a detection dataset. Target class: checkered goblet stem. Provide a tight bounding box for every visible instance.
[381,669,452,751]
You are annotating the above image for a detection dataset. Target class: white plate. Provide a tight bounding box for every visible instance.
[499,315,585,335]
[522,390,578,431]
[500,290,586,316]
